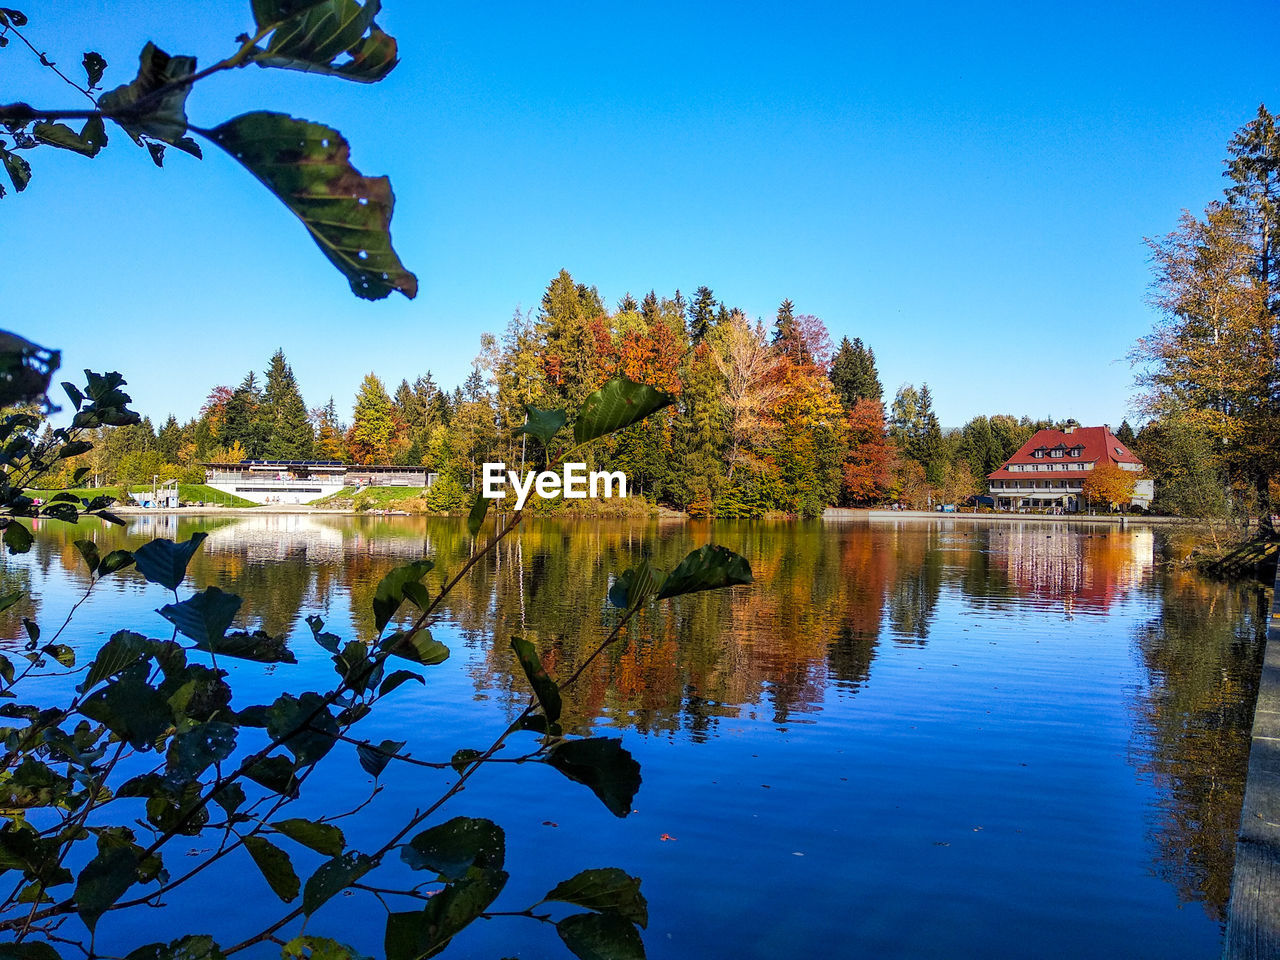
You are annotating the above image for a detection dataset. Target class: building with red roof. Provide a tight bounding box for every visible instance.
[986,425,1152,512]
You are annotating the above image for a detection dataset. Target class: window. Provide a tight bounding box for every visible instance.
[1051,449,1063,458]
[1032,449,1044,459]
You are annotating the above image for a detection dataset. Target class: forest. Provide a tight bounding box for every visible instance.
[41,106,1280,520]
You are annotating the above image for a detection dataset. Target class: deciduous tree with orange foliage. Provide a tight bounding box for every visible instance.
[1082,462,1138,511]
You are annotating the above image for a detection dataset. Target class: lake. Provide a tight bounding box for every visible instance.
[6,514,1272,958]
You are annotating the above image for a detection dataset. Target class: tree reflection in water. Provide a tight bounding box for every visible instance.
[15,513,1267,928]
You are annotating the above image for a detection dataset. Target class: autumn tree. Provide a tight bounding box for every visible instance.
[348,372,395,464]
[842,398,890,504]
[311,396,348,461]
[713,311,785,481]
[1082,461,1138,511]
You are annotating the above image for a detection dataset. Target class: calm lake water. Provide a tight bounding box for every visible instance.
[7,514,1272,959]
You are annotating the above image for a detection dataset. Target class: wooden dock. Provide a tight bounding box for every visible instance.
[1224,559,1280,959]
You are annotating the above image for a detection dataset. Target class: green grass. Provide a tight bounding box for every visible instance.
[28,485,259,508]
[313,485,427,508]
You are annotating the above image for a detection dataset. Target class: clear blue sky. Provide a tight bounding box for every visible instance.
[9,1,1278,429]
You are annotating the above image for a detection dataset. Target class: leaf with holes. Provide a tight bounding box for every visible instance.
[3,522,33,555]
[208,112,417,300]
[123,935,226,960]
[82,51,107,88]
[1,146,31,195]
[98,42,200,153]
[401,816,504,881]
[251,0,399,83]
[31,117,106,157]
[303,852,374,915]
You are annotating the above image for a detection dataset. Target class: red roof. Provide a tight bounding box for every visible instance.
[987,426,1143,480]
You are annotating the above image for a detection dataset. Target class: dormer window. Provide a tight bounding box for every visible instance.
[1032,449,1044,459]
[1069,446,1083,457]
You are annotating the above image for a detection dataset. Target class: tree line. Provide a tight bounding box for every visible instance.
[44,277,1092,516]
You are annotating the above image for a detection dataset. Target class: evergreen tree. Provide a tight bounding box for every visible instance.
[830,337,883,408]
[1224,103,1279,313]
[156,415,183,462]
[917,384,944,483]
[617,292,639,313]
[772,298,796,347]
[262,349,314,459]
[538,269,601,409]
[1116,420,1136,445]
[349,373,395,464]
[640,290,660,324]
[223,371,268,460]
[688,286,717,343]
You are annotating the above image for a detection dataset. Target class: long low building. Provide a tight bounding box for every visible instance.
[203,460,434,505]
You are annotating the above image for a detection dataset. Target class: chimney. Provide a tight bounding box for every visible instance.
[1064,425,1075,434]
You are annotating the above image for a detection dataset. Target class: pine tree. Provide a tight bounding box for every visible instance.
[688,286,717,343]
[223,371,268,460]
[262,349,314,459]
[156,415,183,462]
[349,373,395,465]
[1224,104,1279,313]
[617,293,639,313]
[830,337,882,408]
[772,298,796,346]
[1116,420,1136,445]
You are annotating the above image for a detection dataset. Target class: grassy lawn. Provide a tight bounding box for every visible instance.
[312,485,427,508]
[28,485,259,508]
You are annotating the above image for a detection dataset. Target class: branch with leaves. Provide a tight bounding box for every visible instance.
[0,2,416,300]
[0,334,753,960]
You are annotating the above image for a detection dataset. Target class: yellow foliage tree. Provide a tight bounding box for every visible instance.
[1082,462,1138,510]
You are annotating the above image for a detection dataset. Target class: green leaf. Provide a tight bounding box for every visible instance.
[0,942,65,960]
[82,51,107,88]
[384,869,507,960]
[251,0,399,83]
[281,937,371,960]
[3,522,33,555]
[211,782,245,815]
[0,332,58,408]
[510,636,561,724]
[80,630,156,691]
[656,544,752,599]
[207,112,417,301]
[272,818,345,857]
[267,692,339,765]
[244,836,300,903]
[573,378,673,445]
[74,844,140,932]
[79,662,173,750]
[556,912,646,960]
[515,405,567,447]
[401,817,504,881]
[123,935,227,960]
[133,532,208,590]
[73,539,100,575]
[382,629,448,666]
[401,580,430,611]
[31,117,106,157]
[370,560,434,631]
[245,755,299,798]
[0,592,22,616]
[41,501,79,522]
[1,147,31,195]
[303,851,374,915]
[545,739,641,818]
[607,559,661,611]
[159,587,242,647]
[449,748,481,774]
[165,722,236,782]
[356,739,404,778]
[466,492,490,536]
[378,669,423,698]
[40,643,74,668]
[543,868,647,927]
[56,439,93,458]
[98,42,198,148]
[99,549,135,576]
[305,614,342,653]
[195,629,296,664]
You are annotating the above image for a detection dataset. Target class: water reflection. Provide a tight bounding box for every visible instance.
[10,513,1267,943]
